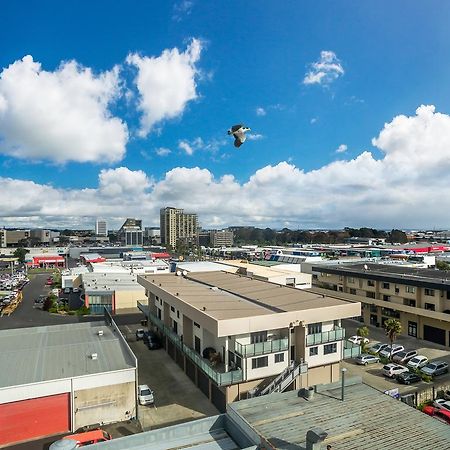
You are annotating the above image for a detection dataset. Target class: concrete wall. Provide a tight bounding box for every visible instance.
[245,351,289,381]
[74,381,135,429]
[115,288,146,310]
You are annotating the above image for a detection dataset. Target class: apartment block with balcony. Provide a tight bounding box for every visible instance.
[160,207,198,249]
[137,270,360,411]
[312,263,450,347]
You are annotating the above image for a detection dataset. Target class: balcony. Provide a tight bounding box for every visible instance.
[306,327,345,346]
[234,337,289,358]
[141,303,243,386]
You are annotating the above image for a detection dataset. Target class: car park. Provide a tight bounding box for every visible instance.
[392,350,418,365]
[407,355,428,370]
[355,354,380,366]
[382,363,409,378]
[138,384,154,405]
[379,344,405,359]
[348,335,369,345]
[421,361,449,378]
[433,399,450,411]
[368,342,388,354]
[396,372,421,385]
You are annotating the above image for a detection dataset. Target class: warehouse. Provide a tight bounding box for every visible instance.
[0,315,137,447]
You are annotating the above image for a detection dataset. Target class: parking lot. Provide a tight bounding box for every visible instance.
[342,319,450,396]
[121,324,219,430]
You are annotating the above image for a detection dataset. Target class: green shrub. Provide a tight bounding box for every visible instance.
[68,310,76,315]
[76,306,90,316]
[417,399,433,411]
[48,306,58,313]
[43,297,54,311]
[421,374,432,383]
[379,356,389,365]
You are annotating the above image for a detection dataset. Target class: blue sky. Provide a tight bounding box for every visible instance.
[2,1,450,230]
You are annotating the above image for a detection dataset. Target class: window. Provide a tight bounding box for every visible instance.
[425,303,435,311]
[383,295,391,302]
[347,277,355,283]
[173,320,178,334]
[405,286,416,294]
[251,331,268,344]
[177,310,180,319]
[408,321,417,337]
[275,353,284,363]
[309,346,318,356]
[367,280,375,287]
[404,299,416,307]
[170,306,175,312]
[324,343,337,354]
[424,288,435,297]
[252,356,268,369]
[194,336,201,354]
[308,323,322,335]
[194,321,200,328]
[382,282,390,289]
[157,308,162,320]
[366,292,376,299]
[349,288,356,295]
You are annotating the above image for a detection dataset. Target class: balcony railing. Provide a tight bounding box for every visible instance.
[306,327,345,346]
[343,340,361,359]
[235,338,289,358]
[143,305,243,386]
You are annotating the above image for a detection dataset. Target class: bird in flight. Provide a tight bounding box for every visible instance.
[227,124,251,148]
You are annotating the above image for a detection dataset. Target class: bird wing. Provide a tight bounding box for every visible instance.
[234,138,243,148]
[231,124,243,133]
[233,130,246,142]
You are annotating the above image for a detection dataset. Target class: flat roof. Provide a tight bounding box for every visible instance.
[0,321,136,388]
[229,381,450,449]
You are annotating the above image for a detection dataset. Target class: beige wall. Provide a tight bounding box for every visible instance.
[115,288,146,310]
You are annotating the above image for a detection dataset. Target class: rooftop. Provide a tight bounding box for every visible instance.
[0,321,136,389]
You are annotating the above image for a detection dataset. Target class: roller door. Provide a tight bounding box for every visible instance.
[0,393,70,446]
[423,325,446,346]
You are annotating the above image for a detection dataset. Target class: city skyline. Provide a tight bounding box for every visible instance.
[2,2,450,230]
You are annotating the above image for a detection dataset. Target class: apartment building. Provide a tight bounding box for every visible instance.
[210,230,234,247]
[137,271,360,411]
[312,263,450,347]
[160,207,198,249]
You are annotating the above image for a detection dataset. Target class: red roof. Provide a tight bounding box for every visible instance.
[151,252,170,259]
[32,255,65,262]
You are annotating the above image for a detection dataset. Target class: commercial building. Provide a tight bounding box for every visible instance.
[118,218,143,247]
[137,270,360,411]
[0,229,30,247]
[209,230,234,247]
[95,219,108,236]
[312,262,450,347]
[0,316,137,447]
[30,228,51,244]
[160,207,199,249]
[144,227,161,244]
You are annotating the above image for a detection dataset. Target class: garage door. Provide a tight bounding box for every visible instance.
[0,393,70,446]
[423,325,446,346]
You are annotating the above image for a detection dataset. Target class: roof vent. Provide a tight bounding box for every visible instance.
[202,306,206,311]
[91,353,98,360]
[97,330,104,336]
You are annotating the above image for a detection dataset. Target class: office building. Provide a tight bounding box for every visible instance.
[95,219,107,236]
[210,230,234,247]
[160,207,199,249]
[0,229,30,247]
[118,218,143,247]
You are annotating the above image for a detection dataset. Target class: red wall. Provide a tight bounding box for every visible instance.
[0,393,70,446]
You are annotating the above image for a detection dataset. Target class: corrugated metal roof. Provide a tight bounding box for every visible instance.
[0,322,136,388]
[229,381,450,449]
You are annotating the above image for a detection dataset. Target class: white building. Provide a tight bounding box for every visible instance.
[95,219,107,236]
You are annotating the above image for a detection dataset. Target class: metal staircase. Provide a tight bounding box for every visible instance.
[256,361,307,397]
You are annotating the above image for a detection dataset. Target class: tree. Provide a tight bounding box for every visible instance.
[384,318,402,360]
[356,326,370,351]
[13,247,29,264]
[436,260,450,271]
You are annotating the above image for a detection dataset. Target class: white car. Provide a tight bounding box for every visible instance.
[348,335,369,345]
[138,384,154,406]
[433,399,450,411]
[407,355,428,370]
[379,344,404,359]
[382,363,409,378]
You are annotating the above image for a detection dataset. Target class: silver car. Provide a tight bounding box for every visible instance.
[355,354,380,366]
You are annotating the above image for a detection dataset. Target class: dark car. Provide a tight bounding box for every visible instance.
[136,329,145,341]
[144,331,161,350]
[396,372,422,385]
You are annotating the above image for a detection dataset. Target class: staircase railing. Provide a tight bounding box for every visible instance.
[257,360,307,396]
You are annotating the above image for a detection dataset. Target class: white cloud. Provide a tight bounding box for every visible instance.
[178,140,194,155]
[173,1,194,21]
[155,147,171,156]
[178,136,226,155]
[247,133,264,141]
[3,105,450,229]
[310,117,318,124]
[336,144,348,153]
[127,39,202,137]
[0,55,128,163]
[303,50,344,86]
[256,107,266,116]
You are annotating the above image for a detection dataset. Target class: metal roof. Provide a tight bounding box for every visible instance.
[0,321,136,388]
[229,381,450,449]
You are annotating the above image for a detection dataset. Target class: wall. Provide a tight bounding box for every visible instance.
[115,288,146,310]
[244,351,289,381]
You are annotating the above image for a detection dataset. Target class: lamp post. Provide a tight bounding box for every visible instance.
[341,367,347,401]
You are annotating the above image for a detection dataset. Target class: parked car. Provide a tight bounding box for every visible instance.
[72,287,79,293]
[407,355,428,370]
[138,384,154,405]
[396,372,422,385]
[64,287,71,294]
[392,350,418,365]
[443,389,450,401]
[434,408,450,425]
[368,342,388,354]
[355,354,380,366]
[49,429,112,449]
[348,335,369,345]
[433,399,450,411]
[143,331,162,349]
[421,361,449,378]
[136,329,145,341]
[382,363,409,378]
[379,344,405,359]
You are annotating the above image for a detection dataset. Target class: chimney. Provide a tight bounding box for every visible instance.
[306,428,328,450]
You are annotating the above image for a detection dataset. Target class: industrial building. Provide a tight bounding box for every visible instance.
[312,262,450,347]
[0,316,137,447]
[160,207,199,249]
[137,270,360,411]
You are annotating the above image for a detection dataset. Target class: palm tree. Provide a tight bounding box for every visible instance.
[384,318,402,360]
[357,326,369,351]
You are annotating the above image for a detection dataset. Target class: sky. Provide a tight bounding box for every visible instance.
[1,1,450,230]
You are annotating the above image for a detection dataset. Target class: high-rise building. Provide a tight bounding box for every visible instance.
[160,207,199,249]
[209,230,234,247]
[95,219,107,236]
[118,218,143,247]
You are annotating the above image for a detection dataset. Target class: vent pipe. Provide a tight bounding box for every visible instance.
[305,428,328,450]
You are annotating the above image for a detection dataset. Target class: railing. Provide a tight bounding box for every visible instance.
[343,340,361,359]
[258,361,308,396]
[235,337,289,357]
[306,327,345,346]
[145,307,243,386]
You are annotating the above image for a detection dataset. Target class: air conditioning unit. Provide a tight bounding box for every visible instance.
[91,353,98,360]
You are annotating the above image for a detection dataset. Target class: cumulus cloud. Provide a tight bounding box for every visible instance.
[336,144,348,153]
[178,136,226,155]
[303,50,344,86]
[0,55,128,163]
[156,147,171,156]
[256,107,266,116]
[126,39,202,137]
[247,133,264,141]
[178,140,194,155]
[3,105,450,229]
